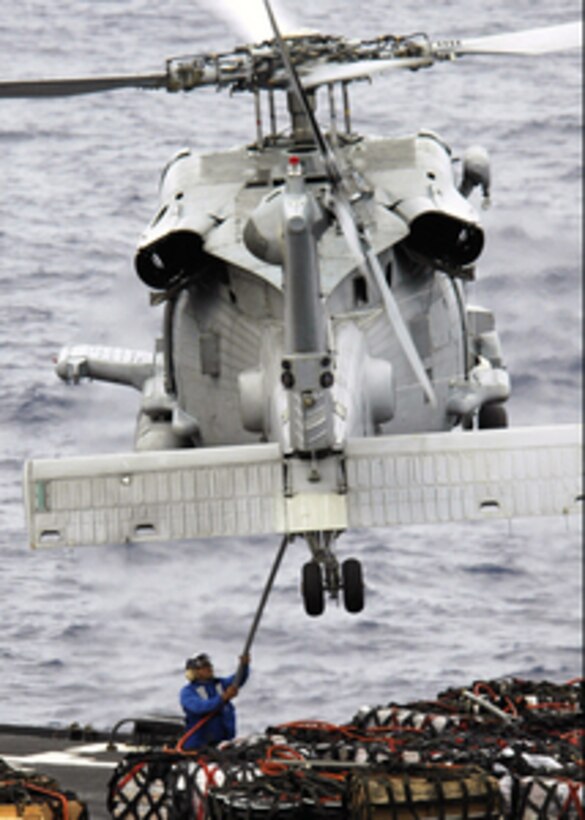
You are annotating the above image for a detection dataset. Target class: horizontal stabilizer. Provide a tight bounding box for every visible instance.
[24,425,581,549]
[25,444,285,549]
[345,424,582,527]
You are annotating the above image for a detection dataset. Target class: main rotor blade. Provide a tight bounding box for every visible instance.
[301,21,582,88]
[437,20,582,56]
[301,56,433,89]
[0,73,168,98]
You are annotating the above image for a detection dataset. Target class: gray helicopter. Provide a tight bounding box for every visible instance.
[8,2,581,615]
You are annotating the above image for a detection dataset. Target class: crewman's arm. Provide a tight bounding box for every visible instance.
[223,657,250,694]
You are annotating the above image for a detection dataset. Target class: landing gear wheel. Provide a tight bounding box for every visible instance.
[342,558,364,614]
[478,402,508,429]
[302,561,324,617]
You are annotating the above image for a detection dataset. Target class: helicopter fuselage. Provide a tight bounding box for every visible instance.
[126,128,505,455]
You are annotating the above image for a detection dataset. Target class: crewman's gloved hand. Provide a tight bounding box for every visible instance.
[222,684,239,701]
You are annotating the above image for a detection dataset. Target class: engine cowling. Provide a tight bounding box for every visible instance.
[398,202,484,269]
[135,230,207,289]
[386,132,485,273]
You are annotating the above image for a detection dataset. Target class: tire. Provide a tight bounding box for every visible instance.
[302,561,324,617]
[342,558,364,614]
[461,414,474,431]
[478,402,508,429]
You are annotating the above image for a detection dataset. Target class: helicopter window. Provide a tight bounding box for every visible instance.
[245,169,272,188]
[245,179,271,189]
[151,410,172,422]
[152,205,168,227]
[353,275,368,306]
[200,332,221,377]
[270,174,330,187]
[424,368,434,403]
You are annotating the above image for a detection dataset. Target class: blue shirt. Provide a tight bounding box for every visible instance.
[179,665,249,750]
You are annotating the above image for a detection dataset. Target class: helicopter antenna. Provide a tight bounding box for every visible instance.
[327,84,338,145]
[253,88,263,147]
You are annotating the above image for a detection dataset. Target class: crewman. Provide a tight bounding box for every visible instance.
[179,652,250,750]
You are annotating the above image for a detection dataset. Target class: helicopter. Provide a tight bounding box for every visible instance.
[8,1,581,616]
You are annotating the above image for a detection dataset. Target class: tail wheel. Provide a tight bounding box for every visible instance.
[342,558,364,614]
[478,402,508,429]
[302,561,324,617]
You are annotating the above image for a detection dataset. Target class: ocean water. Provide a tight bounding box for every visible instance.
[0,0,581,736]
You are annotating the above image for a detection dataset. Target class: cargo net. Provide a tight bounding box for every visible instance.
[0,758,88,819]
[107,677,583,819]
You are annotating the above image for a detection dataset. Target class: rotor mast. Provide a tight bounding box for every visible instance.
[287,90,317,146]
[251,86,351,149]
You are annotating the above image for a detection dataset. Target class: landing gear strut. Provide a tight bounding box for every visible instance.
[301,532,364,616]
